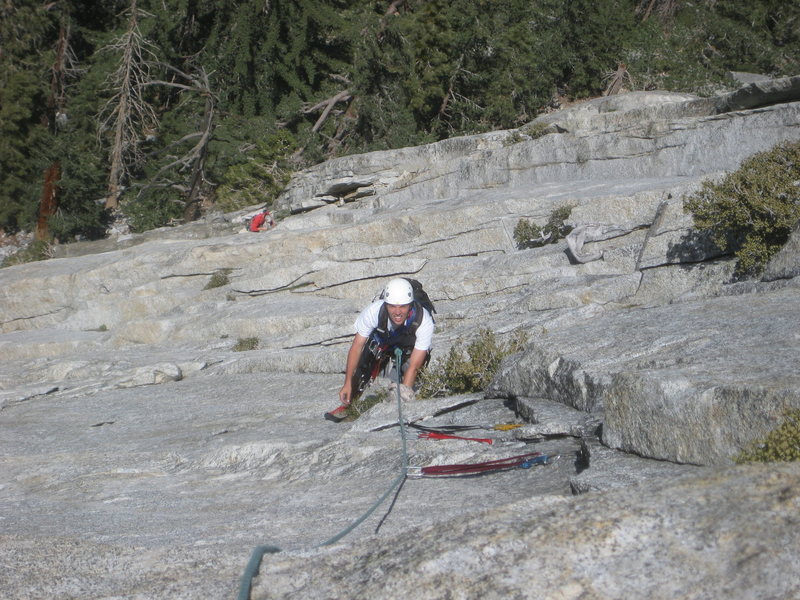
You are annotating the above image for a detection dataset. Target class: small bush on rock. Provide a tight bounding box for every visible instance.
[684,140,800,278]
[418,328,527,398]
[520,122,550,140]
[345,388,389,421]
[503,123,550,147]
[735,408,800,464]
[204,268,232,290]
[1,240,54,267]
[514,206,574,249]
[233,337,259,352]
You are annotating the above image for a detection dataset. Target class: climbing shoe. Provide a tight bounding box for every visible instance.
[324,404,349,423]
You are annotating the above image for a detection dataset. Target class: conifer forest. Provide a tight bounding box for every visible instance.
[1,0,798,241]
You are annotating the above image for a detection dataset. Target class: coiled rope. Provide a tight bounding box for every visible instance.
[236,348,410,600]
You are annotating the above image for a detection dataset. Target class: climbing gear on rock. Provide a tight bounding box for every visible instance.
[243,347,552,599]
[407,451,557,478]
[243,349,412,599]
[410,422,523,434]
[417,431,494,444]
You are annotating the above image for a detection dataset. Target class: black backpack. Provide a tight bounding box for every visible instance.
[403,278,436,318]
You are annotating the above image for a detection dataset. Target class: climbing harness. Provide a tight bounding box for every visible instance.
[374,302,423,352]
[407,451,557,478]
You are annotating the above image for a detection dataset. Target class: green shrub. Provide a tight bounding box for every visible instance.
[122,191,184,233]
[684,140,800,278]
[344,388,389,421]
[204,268,232,290]
[503,131,527,147]
[520,122,551,140]
[232,337,259,352]
[735,408,800,464]
[514,206,574,249]
[418,328,527,398]
[1,240,53,267]
[214,130,295,214]
[503,124,550,147]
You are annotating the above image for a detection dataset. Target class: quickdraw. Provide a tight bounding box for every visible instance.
[407,451,557,478]
[417,431,494,445]
[409,422,523,434]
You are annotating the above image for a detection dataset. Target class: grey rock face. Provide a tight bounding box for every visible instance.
[1,79,800,598]
[490,282,800,465]
[715,74,800,112]
[763,221,800,282]
[253,462,800,600]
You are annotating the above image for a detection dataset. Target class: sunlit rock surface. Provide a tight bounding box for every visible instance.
[1,77,799,599]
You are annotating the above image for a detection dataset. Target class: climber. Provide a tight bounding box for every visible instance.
[248,209,275,232]
[326,278,435,422]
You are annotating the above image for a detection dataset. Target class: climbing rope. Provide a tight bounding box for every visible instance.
[236,347,554,598]
[236,348,411,600]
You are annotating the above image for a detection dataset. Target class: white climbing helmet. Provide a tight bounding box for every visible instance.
[383,278,413,305]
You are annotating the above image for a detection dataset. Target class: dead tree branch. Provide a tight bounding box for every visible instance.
[386,0,405,15]
[439,54,465,117]
[603,63,633,96]
[637,0,680,23]
[136,65,216,221]
[304,90,352,133]
[97,0,159,211]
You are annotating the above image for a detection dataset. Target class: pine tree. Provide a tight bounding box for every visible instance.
[0,1,56,233]
[2,0,799,240]
[562,0,636,97]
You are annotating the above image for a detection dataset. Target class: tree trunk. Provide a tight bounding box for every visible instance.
[100,0,157,212]
[35,162,60,242]
[183,89,214,222]
[105,1,138,211]
[106,91,129,210]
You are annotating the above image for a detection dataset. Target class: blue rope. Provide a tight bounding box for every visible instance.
[237,545,281,600]
[236,348,409,600]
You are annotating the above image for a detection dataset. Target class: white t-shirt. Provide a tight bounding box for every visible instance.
[354,300,434,351]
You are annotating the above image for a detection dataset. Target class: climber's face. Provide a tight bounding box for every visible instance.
[386,303,411,326]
